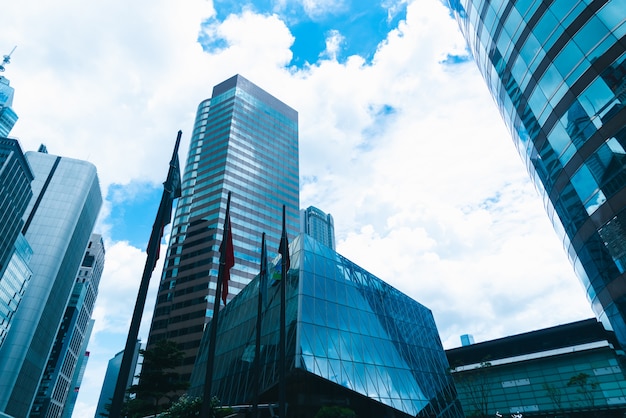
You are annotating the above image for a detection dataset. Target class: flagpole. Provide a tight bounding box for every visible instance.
[253,233,266,418]
[279,205,288,418]
[201,191,232,417]
[109,131,182,418]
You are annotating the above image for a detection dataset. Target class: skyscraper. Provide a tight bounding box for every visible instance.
[0,48,18,136]
[31,234,105,418]
[0,148,102,417]
[448,1,626,345]
[147,74,299,381]
[300,205,336,250]
[95,342,142,418]
[0,138,33,277]
[0,138,34,347]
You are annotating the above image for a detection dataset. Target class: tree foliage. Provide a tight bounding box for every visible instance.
[124,340,189,417]
[161,395,203,418]
[314,406,356,418]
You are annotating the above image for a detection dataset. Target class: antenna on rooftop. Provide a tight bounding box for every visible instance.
[0,46,17,73]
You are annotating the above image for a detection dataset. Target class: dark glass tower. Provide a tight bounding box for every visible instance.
[189,234,463,418]
[448,1,626,344]
[147,75,299,381]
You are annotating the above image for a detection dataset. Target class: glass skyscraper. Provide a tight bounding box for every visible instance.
[189,234,463,418]
[0,149,102,417]
[147,74,299,381]
[95,342,142,418]
[448,1,626,345]
[0,138,33,348]
[0,138,33,277]
[0,76,17,137]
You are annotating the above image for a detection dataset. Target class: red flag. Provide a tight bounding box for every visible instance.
[220,204,235,305]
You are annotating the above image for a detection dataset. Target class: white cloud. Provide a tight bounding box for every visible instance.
[2,0,596,414]
[320,29,345,60]
[300,0,349,20]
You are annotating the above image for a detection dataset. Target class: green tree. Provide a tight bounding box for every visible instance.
[162,395,203,418]
[161,395,233,418]
[314,406,356,418]
[125,340,189,417]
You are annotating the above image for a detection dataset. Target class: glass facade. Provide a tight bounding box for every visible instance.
[0,76,17,137]
[0,138,33,278]
[447,319,626,416]
[189,234,463,418]
[0,234,32,347]
[0,151,102,417]
[147,74,300,381]
[95,342,142,418]
[449,0,626,345]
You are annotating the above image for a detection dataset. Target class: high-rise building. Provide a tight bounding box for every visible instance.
[0,48,18,136]
[146,74,299,381]
[0,138,33,276]
[61,324,93,418]
[190,234,463,418]
[0,138,34,347]
[31,234,105,418]
[0,234,32,348]
[95,342,142,418]
[0,148,102,417]
[300,205,336,250]
[448,1,626,345]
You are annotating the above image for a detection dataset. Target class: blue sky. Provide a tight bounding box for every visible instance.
[3,0,595,416]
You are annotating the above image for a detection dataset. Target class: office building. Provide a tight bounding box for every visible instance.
[95,342,142,418]
[0,234,32,348]
[189,234,463,417]
[0,48,18,137]
[448,1,626,345]
[146,74,299,381]
[0,138,33,276]
[0,149,102,417]
[32,234,105,418]
[61,324,93,418]
[300,205,336,250]
[0,138,33,347]
[447,318,626,417]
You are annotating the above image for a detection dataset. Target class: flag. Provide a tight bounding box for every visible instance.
[259,233,268,306]
[146,130,182,273]
[279,212,290,273]
[271,215,290,283]
[109,130,182,418]
[220,196,235,305]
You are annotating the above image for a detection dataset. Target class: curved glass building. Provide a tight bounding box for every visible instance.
[190,234,463,418]
[449,0,626,345]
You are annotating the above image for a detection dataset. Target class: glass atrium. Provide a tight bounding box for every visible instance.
[190,234,463,417]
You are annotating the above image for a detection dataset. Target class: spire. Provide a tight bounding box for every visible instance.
[0,46,16,73]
